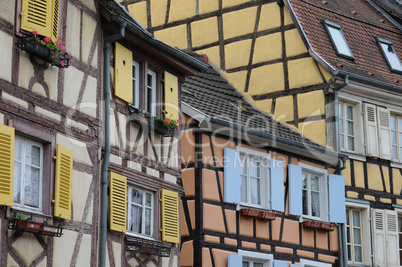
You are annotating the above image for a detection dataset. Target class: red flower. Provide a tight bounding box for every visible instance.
[177,119,180,123]
[164,120,170,124]
[60,61,65,67]
[32,30,38,35]
[44,37,51,42]
[60,45,65,51]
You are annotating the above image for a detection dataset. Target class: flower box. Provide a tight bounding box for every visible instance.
[303,220,322,229]
[319,222,335,231]
[8,218,63,237]
[129,109,176,137]
[258,211,276,220]
[241,208,260,217]
[16,34,70,68]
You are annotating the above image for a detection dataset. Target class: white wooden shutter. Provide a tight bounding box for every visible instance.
[377,107,392,160]
[364,103,379,157]
[385,210,399,267]
[372,209,386,267]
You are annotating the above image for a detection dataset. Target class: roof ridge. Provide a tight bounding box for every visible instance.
[299,0,401,35]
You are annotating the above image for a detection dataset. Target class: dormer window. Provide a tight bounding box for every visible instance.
[323,20,354,60]
[376,38,402,74]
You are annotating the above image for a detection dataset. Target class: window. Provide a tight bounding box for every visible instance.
[339,102,355,152]
[289,164,345,223]
[19,0,61,42]
[223,147,284,212]
[147,70,157,116]
[323,20,354,60]
[346,208,363,263]
[14,136,43,212]
[302,168,326,220]
[132,60,140,108]
[391,115,402,161]
[300,259,331,267]
[127,186,154,237]
[239,152,269,208]
[376,38,402,74]
[228,251,273,267]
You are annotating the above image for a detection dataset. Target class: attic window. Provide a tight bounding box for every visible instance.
[323,20,354,60]
[376,38,402,74]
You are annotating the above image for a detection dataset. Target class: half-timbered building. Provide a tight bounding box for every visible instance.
[0,0,103,266]
[99,1,208,266]
[119,0,402,266]
[180,55,347,266]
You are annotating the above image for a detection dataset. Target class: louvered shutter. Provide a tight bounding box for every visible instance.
[377,107,392,160]
[161,189,179,243]
[0,125,14,206]
[364,103,379,157]
[274,260,287,267]
[109,172,127,232]
[224,148,241,204]
[114,42,133,103]
[164,71,179,121]
[51,0,60,42]
[21,0,53,38]
[228,254,242,267]
[270,159,284,212]
[288,164,302,216]
[54,144,73,220]
[385,210,399,267]
[372,209,386,267]
[328,174,345,223]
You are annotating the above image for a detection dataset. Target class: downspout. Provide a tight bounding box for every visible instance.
[100,21,126,267]
[334,74,349,267]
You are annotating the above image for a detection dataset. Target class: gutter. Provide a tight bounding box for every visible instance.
[366,0,402,31]
[100,21,126,267]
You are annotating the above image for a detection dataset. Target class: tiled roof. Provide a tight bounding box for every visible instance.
[372,0,402,24]
[288,0,402,88]
[182,56,324,148]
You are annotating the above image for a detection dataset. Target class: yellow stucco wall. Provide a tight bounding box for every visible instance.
[297,91,325,119]
[191,17,219,48]
[128,2,147,28]
[225,40,252,69]
[154,25,188,50]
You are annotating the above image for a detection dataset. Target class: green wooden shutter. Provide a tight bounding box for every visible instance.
[0,125,14,206]
[164,71,179,121]
[54,144,73,220]
[21,0,53,37]
[161,189,179,243]
[114,42,133,103]
[109,172,127,233]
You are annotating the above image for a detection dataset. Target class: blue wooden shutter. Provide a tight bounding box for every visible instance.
[329,174,346,223]
[288,164,302,216]
[290,265,304,267]
[228,254,242,267]
[274,260,288,267]
[224,148,241,204]
[270,159,284,212]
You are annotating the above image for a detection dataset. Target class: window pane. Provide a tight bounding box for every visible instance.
[347,121,354,135]
[241,175,247,203]
[311,191,320,217]
[400,147,402,161]
[347,136,355,151]
[147,73,153,87]
[254,263,263,267]
[380,43,402,71]
[339,118,344,133]
[339,103,344,117]
[399,233,402,248]
[146,193,152,207]
[391,116,396,130]
[347,245,351,261]
[27,144,41,167]
[302,189,308,215]
[250,160,260,177]
[328,25,353,57]
[145,208,151,236]
[399,133,402,146]
[392,131,397,145]
[392,146,398,160]
[241,158,247,175]
[353,228,362,245]
[14,138,22,161]
[14,162,21,204]
[352,210,361,227]
[242,262,250,267]
[339,133,344,150]
[310,176,319,191]
[25,166,40,208]
[346,106,354,120]
[250,178,260,205]
[399,217,402,232]
[129,205,142,233]
[346,226,351,243]
[399,118,402,132]
[302,174,307,189]
[132,189,143,205]
[400,251,402,266]
[354,245,362,262]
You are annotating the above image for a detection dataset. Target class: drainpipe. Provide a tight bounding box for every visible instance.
[100,21,126,267]
[334,74,349,267]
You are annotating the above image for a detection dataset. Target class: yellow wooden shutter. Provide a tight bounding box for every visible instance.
[109,172,127,233]
[161,189,179,243]
[54,144,73,220]
[164,71,179,121]
[21,0,53,37]
[114,43,133,103]
[0,125,14,206]
[51,0,60,42]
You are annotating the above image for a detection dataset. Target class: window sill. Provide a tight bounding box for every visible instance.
[7,207,53,224]
[340,151,366,162]
[390,161,402,169]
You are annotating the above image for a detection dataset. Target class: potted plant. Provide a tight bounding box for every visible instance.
[16,30,70,68]
[8,212,63,237]
[153,115,180,136]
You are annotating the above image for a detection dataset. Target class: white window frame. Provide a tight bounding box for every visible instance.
[14,135,43,213]
[147,70,157,116]
[300,163,328,222]
[323,20,354,60]
[339,102,357,152]
[238,250,273,267]
[132,60,140,108]
[396,208,402,267]
[391,114,402,162]
[126,185,154,239]
[300,259,331,267]
[345,200,371,266]
[376,37,402,74]
[237,147,270,210]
